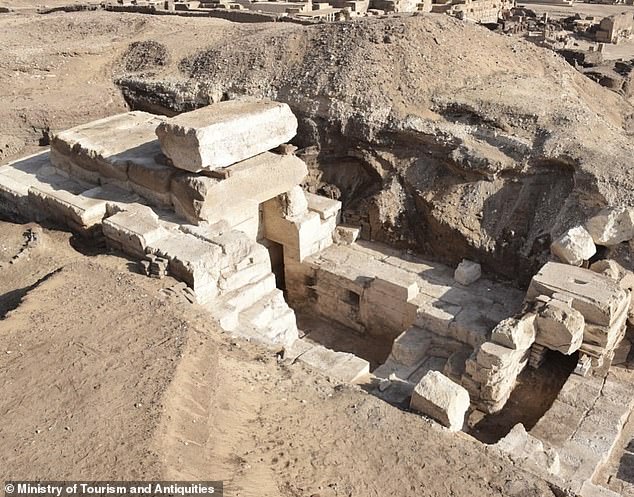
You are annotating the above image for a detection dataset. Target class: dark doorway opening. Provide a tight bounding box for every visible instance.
[263,239,285,292]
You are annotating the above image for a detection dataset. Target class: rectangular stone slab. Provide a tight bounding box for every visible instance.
[171,151,307,224]
[527,262,629,326]
[155,99,298,172]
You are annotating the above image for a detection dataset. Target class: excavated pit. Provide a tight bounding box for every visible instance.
[470,350,578,444]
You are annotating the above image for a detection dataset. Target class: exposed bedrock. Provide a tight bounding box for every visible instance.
[114,15,634,284]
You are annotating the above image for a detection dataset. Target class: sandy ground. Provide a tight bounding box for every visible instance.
[0,6,631,495]
[0,218,559,495]
[0,10,248,163]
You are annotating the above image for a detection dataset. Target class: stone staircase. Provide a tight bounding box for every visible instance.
[0,150,298,349]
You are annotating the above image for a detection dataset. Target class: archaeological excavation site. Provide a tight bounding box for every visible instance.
[0,1,634,496]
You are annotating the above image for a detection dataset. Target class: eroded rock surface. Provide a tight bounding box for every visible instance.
[113,15,634,283]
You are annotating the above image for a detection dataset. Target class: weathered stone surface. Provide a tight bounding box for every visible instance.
[305,191,341,220]
[298,342,370,383]
[392,326,432,366]
[27,184,109,229]
[590,259,622,281]
[454,259,481,286]
[156,99,298,172]
[535,298,585,355]
[527,262,629,326]
[490,314,536,350]
[333,225,360,245]
[172,152,307,224]
[280,186,308,218]
[476,341,519,369]
[586,207,634,246]
[103,206,167,257]
[494,423,560,477]
[146,231,224,302]
[50,111,167,183]
[410,370,469,431]
[551,226,596,266]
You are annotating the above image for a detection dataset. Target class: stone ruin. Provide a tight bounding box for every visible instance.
[1,98,633,497]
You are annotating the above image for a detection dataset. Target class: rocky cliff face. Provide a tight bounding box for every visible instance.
[115,14,634,284]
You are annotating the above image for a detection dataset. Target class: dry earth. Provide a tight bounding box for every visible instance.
[0,218,557,495]
[0,6,633,495]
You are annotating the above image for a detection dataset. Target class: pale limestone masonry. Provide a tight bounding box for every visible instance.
[49,110,307,235]
[410,371,470,431]
[461,315,535,414]
[155,99,298,172]
[550,225,597,266]
[534,296,585,355]
[3,104,634,490]
[530,370,634,496]
[527,262,630,366]
[585,206,634,246]
[285,338,370,383]
[491,424,560,478]
[453,259,481,286]
[285,241,524,406]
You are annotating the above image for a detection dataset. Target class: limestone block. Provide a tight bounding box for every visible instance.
[51,111,167,183]
[128,162,176,207]
[223,273,277,314]
[551,226,596,266]
[102,208,167,257]
[585,206,634,246]
[454,259,481,286]
[305,191,342,220]
[146,232,224,302]
[590,259,622,281]
[238,289,299,348]
[298,343,370,383]
[527,262,629,326]
[535,298,585,355]
[219,258,272,292]
[490,314,536,350]
[171,152,307,224]
[410,371,470,432]
[494,424,561,476]
[414,300,462,336]
[333,225,360,245]
[449,309,496,348]
[27,184,109,229]
[371,276,419,302]
[476,342,521,369]
[280,186,308,218]
[156,99,298,172]
[391,326,432,366]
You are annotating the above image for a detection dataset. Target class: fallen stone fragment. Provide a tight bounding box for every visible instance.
[535,297,585,355]
[493,423,560,477]
[156,99,298,172]
[551,226,596,266]
[410,370,469,432]
[333,225,360,245]
[280,186,308,219]
[585,206,634,246]
[454,259,481,286]
[490,314,536,350]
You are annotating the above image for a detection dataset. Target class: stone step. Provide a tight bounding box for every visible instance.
[286,338,370,383]
[235,289,299,348]
[222,272,277,315]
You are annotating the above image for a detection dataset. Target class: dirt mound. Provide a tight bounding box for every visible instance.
[123,40,169,73]
[117,14,634,283]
